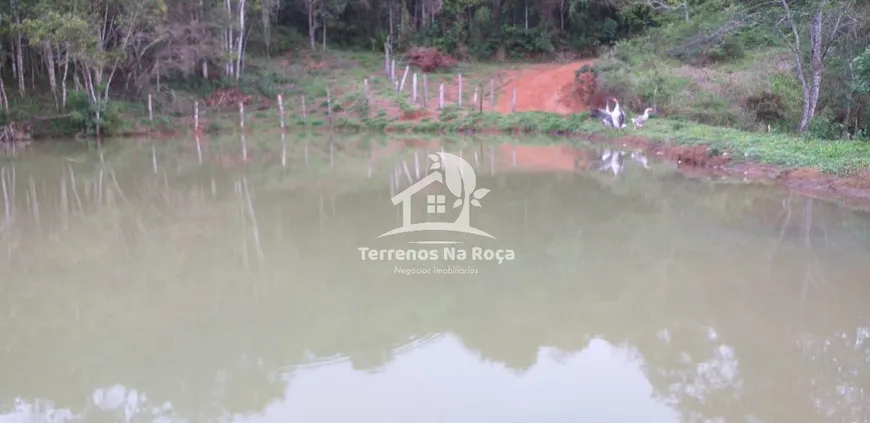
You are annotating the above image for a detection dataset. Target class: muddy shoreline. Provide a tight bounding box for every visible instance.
[6,120,870,210]
[575,132,870,210]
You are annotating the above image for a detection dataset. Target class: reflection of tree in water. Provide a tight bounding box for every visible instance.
[793,327,870,422]
[3,146,870,422]
[452,314,544,373]
[639,324,748,422]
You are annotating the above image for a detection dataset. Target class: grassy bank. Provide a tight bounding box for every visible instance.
[121,49,867,176]
[186,104,870,176]
[115,49,519,137]
[9,46,870,177]
[587,2,868,142]
[135,45,870,177]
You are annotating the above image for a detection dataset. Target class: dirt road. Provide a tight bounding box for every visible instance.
[494,60,594,115]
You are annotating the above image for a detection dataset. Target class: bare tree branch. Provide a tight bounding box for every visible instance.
[819,6,846,60]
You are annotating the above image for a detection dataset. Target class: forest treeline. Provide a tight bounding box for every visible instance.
[0,0,869,138]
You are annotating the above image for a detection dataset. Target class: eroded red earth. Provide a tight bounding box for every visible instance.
[484,61,870,209]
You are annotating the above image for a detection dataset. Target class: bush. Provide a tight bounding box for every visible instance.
[853,45,870,95]
[574,64,599,104]
[768,72,802,128]
[407,47,456,72]
[595,53,688,111]
[745,92,785,123]
[805,116,842,140]
[574,64,598,82]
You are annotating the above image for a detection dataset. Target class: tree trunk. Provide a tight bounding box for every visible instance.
[0,76,8,112]
[61,43,70,110]
[779,0,845,133]
[307,0,316,49]
[236,0,246,81]
[779,0,816,133]
[226,0,234,77]
[12,0,25,96]
[494,0,505,61]
[30,41,37,91]
[261,0,272,56]
[806,9,823,128]
[44,43,59,111]
[81,65,96,104]
[524,0,528,29]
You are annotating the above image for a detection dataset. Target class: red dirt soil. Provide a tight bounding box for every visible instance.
[485,60,870,208]
[494,60,594,114]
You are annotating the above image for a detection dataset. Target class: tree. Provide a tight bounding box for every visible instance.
[775,0,853,133]
[853,45,870,95]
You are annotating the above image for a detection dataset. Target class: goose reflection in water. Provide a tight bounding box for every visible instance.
[599,149,651,177]
[631,151,650,169]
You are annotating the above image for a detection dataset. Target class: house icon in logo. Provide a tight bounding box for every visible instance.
[378,152,494,239]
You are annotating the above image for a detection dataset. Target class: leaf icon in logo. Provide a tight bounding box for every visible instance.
[471,199,481,207]
[443,156,463,198]
[453,199,463,208]
[472,188,490,200]
[429,153,442,170]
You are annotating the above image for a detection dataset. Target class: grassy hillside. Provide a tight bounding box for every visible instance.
[588,2,868,141]
[134,49,516,135]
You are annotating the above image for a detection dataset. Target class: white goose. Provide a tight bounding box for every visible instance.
[631,107,653,129]
[609,98,626,130]
[591,101,615,128]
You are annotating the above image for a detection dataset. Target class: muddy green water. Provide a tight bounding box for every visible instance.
[1,134,870,423]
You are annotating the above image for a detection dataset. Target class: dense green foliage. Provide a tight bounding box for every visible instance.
[0,0,653,137]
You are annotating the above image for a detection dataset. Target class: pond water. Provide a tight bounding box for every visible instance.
[1,133,870,423]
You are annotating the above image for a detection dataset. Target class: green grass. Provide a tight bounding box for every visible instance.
[131,49,515,136]
[10,47,870,177]
[155,48,870,177]
[608,118,870,175]
[195,103,870,176]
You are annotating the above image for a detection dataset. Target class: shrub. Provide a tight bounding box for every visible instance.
[853,45,870,94]
[805,116,842,140]
[745,92,785,123]
[574,65,598,104]
[575,64,598,82]
[769,72,802,128]
[407,47,456,72]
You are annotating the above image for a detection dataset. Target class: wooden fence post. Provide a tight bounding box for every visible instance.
[458,73,463,108]
[490,77,495,109]
[399,65,410,93]
[326,88,333,127]
[423,74,429,107]
[278,94,285,130]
